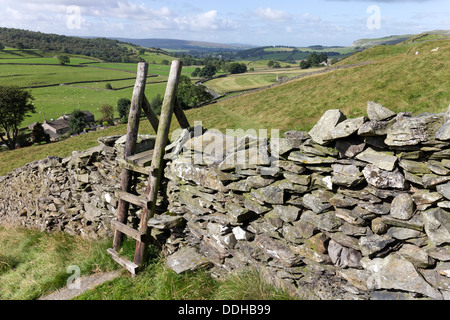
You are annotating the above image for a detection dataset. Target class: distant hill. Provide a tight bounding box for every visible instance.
[0,27,142,63]
[112,38,257,51]
[351,34,415,49]
[186,36,450,133]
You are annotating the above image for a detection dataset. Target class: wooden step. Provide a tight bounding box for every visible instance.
[117,159,151,175]
[117,149,155,174]
[115,190,151,209]
[111,220,147,243]
[107,248,139,275]
[126,149,154,167]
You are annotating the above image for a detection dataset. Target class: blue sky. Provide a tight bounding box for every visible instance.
[0,0,449,46]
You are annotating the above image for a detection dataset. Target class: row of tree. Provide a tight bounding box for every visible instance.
[0,27,143,63]
[299,52,329,69]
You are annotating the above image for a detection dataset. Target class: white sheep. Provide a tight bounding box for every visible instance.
[431,47,440,52]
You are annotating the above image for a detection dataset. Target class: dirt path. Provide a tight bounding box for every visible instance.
[38,271,121,300]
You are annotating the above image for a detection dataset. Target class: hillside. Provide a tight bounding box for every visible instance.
[0,34,449,176]
[0,28,143,63]
[113,38,255,52]
[185,37,450,133]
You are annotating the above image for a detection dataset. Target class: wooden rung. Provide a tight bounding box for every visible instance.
[107,248,139,275]
[117,159,151,175]
[116,190,151,209]
[127,150,154,167]
[111,220,147,243]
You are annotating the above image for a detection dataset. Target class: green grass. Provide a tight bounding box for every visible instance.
[26,82,168,127]
[0,57,97,65]
[1,37,449,176]
[139,51,177,65]
[0,64,135,88]
[187,38,450,134]
[0,226,118,300]
[0,226,295,300]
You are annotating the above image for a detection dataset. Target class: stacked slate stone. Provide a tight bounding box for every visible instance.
[0,135,164,240]
[164,102,450,300]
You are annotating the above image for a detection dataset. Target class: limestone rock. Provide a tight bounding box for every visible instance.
[330,117,366,140]
[302,194,332,214]
[367,101,396,121]
[331,164,364,187]
[300,210,343,232]
[335,138,366,158]
[390,193,415,220]
[435,105,450,141]
[171,158,229,192]
[328,239,362,268]
[363,165,406,189]
[166,246,212,274]
[255,234,302,267]
[437,182,450,200]
[363,254,443,300]
[398,244,434,268]
[423,208,450,246]
[399,159,431,175]
[385,113,445,147]
[250,184,284,205]
[359,234,395,256]
[356,147,398,171]
[272,205,301,223]
[308,109,347,145]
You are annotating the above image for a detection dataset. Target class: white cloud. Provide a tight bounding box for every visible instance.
[174,10,236,32]
[254,7,292,22]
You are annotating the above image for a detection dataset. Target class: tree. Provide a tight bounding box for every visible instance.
[191,67,201,77]
[0,86,36,150]
[31,122,50,144]
[228,62,247,74]
[267,60,281,69]
[0,43,5,50]
[177,75,213,109]
[69,109,87,134]
[100,104,114,124]
[199,65,217,78]
[58,55,70,65]
[149,94,163,115]
[117,98,131,122]
[300,60,311,69]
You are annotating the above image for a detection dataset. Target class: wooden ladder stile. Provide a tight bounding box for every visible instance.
[107,60,189,275]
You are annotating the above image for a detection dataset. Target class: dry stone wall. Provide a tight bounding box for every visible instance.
[0,101,449,300]
[164,102,450,300]
[0,135,160,240]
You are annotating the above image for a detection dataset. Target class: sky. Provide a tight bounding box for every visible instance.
[0,0,449,46]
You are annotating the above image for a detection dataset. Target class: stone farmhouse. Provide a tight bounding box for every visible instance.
[40,111,95,140]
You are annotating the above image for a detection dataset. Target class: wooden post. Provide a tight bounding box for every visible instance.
[174,97,191,129]
[142,95,160,133]
[134,60,183,265]
[113,62,149,251]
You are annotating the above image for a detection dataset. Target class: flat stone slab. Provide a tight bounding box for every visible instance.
[166,246,212,274]
[39,271,121,300]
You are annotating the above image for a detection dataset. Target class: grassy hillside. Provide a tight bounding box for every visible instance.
[0,36,449,176]
[186,38,450,133]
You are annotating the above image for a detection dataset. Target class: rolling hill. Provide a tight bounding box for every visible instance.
[113,38,256,51]
[185,37,450,133]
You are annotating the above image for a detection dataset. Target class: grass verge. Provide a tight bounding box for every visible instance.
[0,226,295,300]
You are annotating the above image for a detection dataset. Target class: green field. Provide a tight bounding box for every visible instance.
[0,36,449,176]
[0,54,199,128]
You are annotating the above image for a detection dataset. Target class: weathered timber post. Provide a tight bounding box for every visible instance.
[134,60,183,265]
[113,62,149,251]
